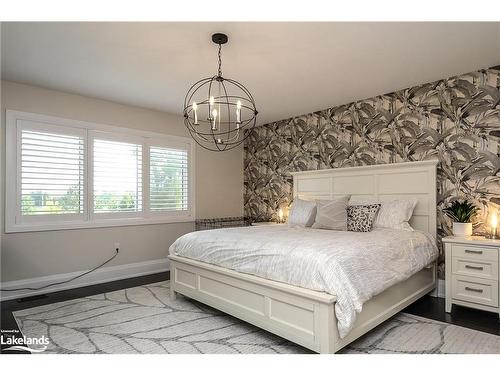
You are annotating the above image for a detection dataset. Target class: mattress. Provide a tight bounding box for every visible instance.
[169,225,438,338]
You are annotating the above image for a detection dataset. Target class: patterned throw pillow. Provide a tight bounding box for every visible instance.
[347,204,381,232]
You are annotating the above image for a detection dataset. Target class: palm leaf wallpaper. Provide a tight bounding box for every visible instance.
[244,67,500,279]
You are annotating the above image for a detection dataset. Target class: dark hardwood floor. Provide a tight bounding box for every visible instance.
[1,272,498,354]
[403,294,499,336]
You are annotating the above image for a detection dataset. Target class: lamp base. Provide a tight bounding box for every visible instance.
[485,226,498,239]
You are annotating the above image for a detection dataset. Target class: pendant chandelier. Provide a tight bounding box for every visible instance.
[183,33,258,151]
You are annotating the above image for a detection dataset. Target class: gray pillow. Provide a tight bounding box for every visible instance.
[287,198,317,227]
[311,196,351,230]
[347,204,381,232]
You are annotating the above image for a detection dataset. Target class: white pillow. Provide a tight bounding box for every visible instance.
[349,198,418,231]
[311,196,351,231]
[287,198,317,227]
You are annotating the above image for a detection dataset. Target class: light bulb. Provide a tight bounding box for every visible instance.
[278,208,284,223]
[211,109,218,130]
[192,102,198,125]
[490,210,498,239]
[236,100,242,124]
[492,213,498,229]
[209,96,215,106]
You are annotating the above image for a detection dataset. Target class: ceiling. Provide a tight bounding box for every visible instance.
[2,22,500,125]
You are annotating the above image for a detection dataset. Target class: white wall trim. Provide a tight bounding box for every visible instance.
[437,279,445,298]
[0,260,445,303]
[429,279,445,298]
[0,258,169,301]
[5,109,196,233]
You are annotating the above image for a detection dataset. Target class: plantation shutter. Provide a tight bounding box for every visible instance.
[20,127,85,216]
[7,110,195,232]
[93,138,143,214]
[149,146,189,211]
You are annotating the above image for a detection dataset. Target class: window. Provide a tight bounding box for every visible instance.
[149,146,188,212]
[20,127,85,217]
[93,138,143,215]
[6,110,195,232]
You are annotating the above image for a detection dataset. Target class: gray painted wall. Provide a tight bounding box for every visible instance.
[1,80,244,282]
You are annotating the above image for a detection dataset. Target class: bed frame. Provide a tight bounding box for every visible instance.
[169,160,439,353]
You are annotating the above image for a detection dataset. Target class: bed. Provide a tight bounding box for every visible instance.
[168,160,439,353]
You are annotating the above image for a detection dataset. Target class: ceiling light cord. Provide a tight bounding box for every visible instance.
[0,249,119,292]
[217,43,223,77]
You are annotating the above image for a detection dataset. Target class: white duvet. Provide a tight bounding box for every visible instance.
[169,225,438,338]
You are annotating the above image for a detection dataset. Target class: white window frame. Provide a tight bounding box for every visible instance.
[12,119,88,225]
[146,138,192,218]
[5,110,196,233]
[89,130,145,221]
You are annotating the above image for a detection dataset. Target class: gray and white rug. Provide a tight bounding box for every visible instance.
[13,281,500,354]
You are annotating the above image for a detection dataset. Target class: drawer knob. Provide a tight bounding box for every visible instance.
[465,286,483,293]
[465,265,484,271]
[464,249,483,255]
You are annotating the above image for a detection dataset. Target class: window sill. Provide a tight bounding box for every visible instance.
[5,216,195,233]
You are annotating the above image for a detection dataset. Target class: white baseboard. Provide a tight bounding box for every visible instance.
[1,261,445,303]
[429,279,445,298]
[0,258,169,302]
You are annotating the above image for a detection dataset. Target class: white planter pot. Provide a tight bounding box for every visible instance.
[452,222,472,237]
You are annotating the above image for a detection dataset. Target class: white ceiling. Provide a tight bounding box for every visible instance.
[2,22,500,125]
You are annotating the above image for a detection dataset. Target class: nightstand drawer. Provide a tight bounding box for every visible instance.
[451,244,498,262]
[451,275,498,307]
[452,258,498,280]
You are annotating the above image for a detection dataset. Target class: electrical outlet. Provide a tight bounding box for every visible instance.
[114,242,120,253]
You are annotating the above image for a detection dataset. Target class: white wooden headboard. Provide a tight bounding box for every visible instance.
[291,160,439,239]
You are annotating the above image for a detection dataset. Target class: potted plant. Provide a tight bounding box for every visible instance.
[443,200,479,237]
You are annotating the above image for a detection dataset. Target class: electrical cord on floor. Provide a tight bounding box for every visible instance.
[0,249,119,292]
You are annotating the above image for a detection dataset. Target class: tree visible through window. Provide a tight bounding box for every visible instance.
[21,130,84,215]
[93,138,143,214]
[150,146,188,211]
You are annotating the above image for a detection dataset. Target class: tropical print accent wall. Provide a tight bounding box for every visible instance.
[244,67,500,278]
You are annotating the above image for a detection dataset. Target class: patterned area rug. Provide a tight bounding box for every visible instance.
[13,281,500,354]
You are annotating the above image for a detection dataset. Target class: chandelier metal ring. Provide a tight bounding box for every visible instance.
[183,33,258,151]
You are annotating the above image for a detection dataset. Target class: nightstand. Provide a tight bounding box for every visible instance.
[250,222,282,226]
[443,236,499,318]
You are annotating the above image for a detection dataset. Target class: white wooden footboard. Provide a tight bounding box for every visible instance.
[169,254,338,353]
[168,254,436,353]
